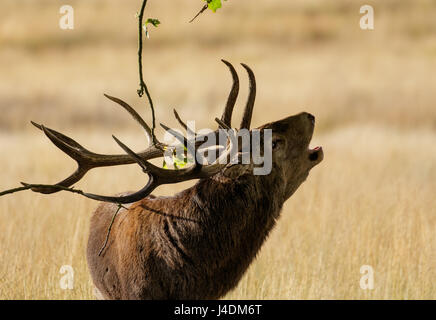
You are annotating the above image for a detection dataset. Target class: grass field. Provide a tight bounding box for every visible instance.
[0,0,435,299]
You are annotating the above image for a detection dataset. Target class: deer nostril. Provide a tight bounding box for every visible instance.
[306,113,315,124]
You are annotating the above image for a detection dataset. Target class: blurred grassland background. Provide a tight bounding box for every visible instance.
[0,0,435,299]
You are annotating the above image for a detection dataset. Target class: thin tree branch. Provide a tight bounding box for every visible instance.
[98,204,126,256]
[0,185,31,197]
[0,183,86,197]
[137,0,157,145]
[189,4,208,23]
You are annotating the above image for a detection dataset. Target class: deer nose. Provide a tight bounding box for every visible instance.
[305,113,315,125]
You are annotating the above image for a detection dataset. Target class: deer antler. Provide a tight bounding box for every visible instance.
[1,61,256,204]
[26,94,166,194]
[240,63,257,130]
[220,59,240,127]
[220,60,256,130]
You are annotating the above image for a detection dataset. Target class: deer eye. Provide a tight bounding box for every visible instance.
[272,139,283,149]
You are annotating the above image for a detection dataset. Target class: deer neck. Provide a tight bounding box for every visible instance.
[186,172,287,269]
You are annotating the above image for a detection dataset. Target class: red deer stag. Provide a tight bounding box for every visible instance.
[18,61,323,299]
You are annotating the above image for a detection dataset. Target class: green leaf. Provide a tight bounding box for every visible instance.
[143,18,161,38]
[145,18,161,27]
[204,0,227,13]
[162,146,191,170]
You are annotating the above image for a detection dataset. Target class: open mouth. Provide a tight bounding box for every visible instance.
[308,146,323,162]
[305,113,323,164]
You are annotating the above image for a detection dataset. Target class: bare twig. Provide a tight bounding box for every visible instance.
[137,0,157,145]
[0,183,86,197]
[0,185,31,197]
[189,4,208,23]
[0,182,137,204]
[98,204,126,256]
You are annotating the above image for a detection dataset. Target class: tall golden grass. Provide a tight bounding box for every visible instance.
[0,0,435,299]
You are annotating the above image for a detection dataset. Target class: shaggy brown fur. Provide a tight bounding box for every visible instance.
[87,112,323,299]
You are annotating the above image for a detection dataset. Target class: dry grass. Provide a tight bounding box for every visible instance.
[0,0,435,299]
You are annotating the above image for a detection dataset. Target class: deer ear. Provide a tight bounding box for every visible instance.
[222,163,253,179]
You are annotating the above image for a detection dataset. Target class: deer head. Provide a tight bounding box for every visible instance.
[258,112,324,199]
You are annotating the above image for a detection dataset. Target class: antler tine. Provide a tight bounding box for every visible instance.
[220,60,239,127]
[239,63,257,130]
[173,109,197,137]
[173,110,224,163]
[32,121,164,166]
[26,122,164,194]
[215,117,232,130]
[24,124,94,194]
[160,122,201,165]
[104,94,155,145]
[160,123,189,149]
[84,127,237,204]
[82,178,158,204]
[23,94,167,195]
[37,135,163,204]
[112,135,151,173]
[173,109,187,131]
[138,122,237,178]
[31,121,83,150]
[55,126,238,204]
